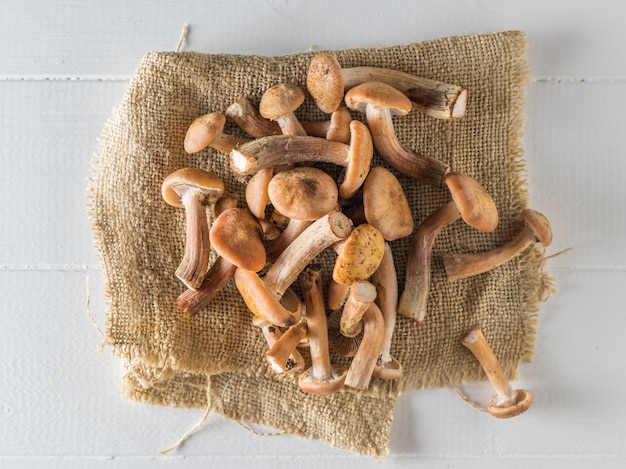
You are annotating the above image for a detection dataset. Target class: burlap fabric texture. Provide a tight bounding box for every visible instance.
[88,30,553,457]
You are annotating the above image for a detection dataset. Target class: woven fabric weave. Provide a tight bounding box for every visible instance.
[89,30,552,457]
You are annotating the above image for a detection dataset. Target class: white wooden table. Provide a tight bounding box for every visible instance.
[1,1,624,467]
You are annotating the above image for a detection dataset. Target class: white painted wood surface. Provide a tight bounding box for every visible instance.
[1,1,624,467]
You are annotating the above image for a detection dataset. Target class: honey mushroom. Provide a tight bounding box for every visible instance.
[344,81,450,188]
[265,317,308,374]
[230,120,373,200]
[443,208,553,281]
[161,168,225,290]
[252,314,305,374]
[398,172,499,323]
[461,329,533,418]
[184,112,250,154]
[297,266,347,395]
[306,52,467,119]
[259,83,308,137]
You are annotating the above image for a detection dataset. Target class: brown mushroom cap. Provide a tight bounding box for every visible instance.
[306,53,345,114]
[443,172,499,232]
[184,112,227,154]
[332,224,385,285]
[521,208,553,247]
[259,83,306,121]
[488,389,533,418]
[209,208,266,272]
[344,81,413,116]
[362,166,414,241]
[161,167,225,208]
[267,167,339,221]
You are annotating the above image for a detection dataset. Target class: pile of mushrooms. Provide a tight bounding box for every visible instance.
[161,53,552,410]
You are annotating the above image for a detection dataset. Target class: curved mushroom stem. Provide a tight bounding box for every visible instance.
[461,329,533,418]
[371,242,403,379]
[298,267,347,394]
[263,210,353,298]
[364,103,450,188]
[344,302,385,390]
[265,318,308,374]
[177,256,237,315]
[398,201,461,322]
[226,97,281,137]
[253,316,304,374]
[340,280,377,337]
[175,187,212,290]
[342,67,467,119]
[246,168,274,219]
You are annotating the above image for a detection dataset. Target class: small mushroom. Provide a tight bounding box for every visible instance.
[345,81,450,188]
[259,83,307,137]
[252,314,304,374]
[229,121,373,200]
[398,172,498,322]
[339,280,377,338]
[301,107,352,143]
[226,97,281,138]
[297,267,347,395]
[371,242,403,380]
[265,317,308,374]
[184,112,250,154]
[327,308,363,358]
[161,168,225,290]
[177,256,237,316]
[344,302,385,390]
[306,53,467,119]
[461,329,533,418]
[443,209,553,281]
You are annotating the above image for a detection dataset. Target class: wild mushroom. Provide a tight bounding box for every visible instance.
[339,280,377,338]
[371,242,403,380]
[245,169,274,219]
[265,317,308,374]
[229,120,373,200]
[327,308,363,358]
[344,81,450,188]
[443,209,553,281]
[306,53,467,119]
[161,168,224,290]
[397,172,498,322]
[259,83,307,137]
[297,266,347,395]
[184,112,250,154]
[461,329,533,418]
[226,97,281,138]
[252,313,304,374]
[344,302,385,390]
[301,107,352,143]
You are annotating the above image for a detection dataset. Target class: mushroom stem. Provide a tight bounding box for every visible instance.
[344,302,385,390]
[177,256,237,315]
[226,97,281,137]
[461,329,533,418]
[265,318,308,374]
[398,201,461,322]
[327,278,349,311]
[263,210,353,298]
[175,188,212,290]
[253,315,305,374]
[340,280,377,338]
[364,102,450,188]
[264,218,313,263]
[342,67,467,119]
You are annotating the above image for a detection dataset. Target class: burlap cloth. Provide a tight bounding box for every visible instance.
[88,30,553,457]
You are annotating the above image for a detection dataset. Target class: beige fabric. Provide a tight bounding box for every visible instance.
[88,30,553,457]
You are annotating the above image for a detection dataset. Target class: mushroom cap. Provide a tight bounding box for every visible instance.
[362,166,414,240]
[327,308,362,357]
[444,172,499,232]
[339,120,374,200]
[161,168,225,208]
[306,53,345,114]
[259,83,306,121]
[521,209,552,247]
[298,367,347,395]
[209,208,266,272]
[184,112,227,153]
[344,81,413,116]
[487,389,533,418]
[267,167,339,221]
[332,224,385,285]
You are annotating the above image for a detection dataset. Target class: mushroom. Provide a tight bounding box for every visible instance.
[306,53,467,119]
[461,329,533,418]
[397,172,499,322]
[252,314,304,374]
[229,120,373,200]
[177,256,237,316]
[443,209,553,281]
[184,112,250,154]
[259,83,307,137]
[371,242,403,380]
[327,308,363,358]
[161,168,225,290]
[344,81,450,188]
[297,266,347,395]
[245,169,274,219]
[265,317,308,374]
[226,97,281,138]
[301,107,352,143]
[338,280,377,338]
[344,302,385,390]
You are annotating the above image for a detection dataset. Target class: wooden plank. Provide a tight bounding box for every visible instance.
[0,0,625,79]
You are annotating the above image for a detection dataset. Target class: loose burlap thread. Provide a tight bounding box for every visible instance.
[88,31,553,457]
